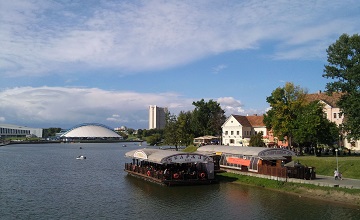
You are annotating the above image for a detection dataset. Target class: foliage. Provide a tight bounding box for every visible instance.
[191,99,226,137]
[264,82,340,148]
[177,111,194,146]
[146,133,162,146]
[163,113,180,150]
[323,33,360,141]
[162,99,225,148]
[249,132,265,147]
[43,127,62,138]
[293,101,339,147]
[136,128,163,143]
[117,131,128,140]
[264,82,307,147]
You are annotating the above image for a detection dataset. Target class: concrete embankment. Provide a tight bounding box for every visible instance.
[223,168,360,189]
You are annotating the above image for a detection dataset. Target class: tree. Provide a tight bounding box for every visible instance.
[293,101,339,148]
[146,134,162,146]
[43,127,62,138]
[323,33,360,141]
[163,113,180,151]
[191,99,226,137]
[176,111,194,146]
[264,82,307,148]
[249,132,265,147]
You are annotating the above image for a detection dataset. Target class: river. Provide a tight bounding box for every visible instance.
[1,143,359,219]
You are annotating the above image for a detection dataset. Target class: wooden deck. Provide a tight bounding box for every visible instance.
[124,163,218,186]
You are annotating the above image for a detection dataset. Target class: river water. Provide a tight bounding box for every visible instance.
[1,143,359,219]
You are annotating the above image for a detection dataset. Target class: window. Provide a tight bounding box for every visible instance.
[231,131,233,135]
[237,131,239,135]
[338,113,341,118]
[230,139,234,144]
[334,113,337,118]
[225,131,228,135]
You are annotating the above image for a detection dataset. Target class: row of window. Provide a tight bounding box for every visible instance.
[0,127,30,135]
[224,130,257,136]
[333,113,343,119]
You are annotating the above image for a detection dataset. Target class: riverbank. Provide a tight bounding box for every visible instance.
[217,172,360,207]
[1,139,143,146]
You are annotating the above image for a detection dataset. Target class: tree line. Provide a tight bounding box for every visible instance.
[140,99,226,150]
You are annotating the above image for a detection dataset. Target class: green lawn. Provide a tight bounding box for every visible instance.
[295,155,360,179]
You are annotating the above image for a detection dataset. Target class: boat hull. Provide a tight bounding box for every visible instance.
[124,170,218,186]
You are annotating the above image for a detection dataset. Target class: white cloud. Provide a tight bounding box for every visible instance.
[0,86,193,128]
[0,116,5,122]
[1,0,359,77]
[217,97,245,115]
[212,64,227,74]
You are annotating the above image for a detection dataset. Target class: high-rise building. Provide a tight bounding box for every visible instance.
[149,105,168,129]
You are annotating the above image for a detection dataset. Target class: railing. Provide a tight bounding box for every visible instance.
[258,166,287,178]
[125,163,207,181]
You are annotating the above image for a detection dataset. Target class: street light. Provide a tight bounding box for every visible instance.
[335,148,339,172]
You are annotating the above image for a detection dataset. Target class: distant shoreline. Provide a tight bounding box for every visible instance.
[1,140,143,146]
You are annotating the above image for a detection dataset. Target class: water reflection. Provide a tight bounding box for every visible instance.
[1,143,360,220]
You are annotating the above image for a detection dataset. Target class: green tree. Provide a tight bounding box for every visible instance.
[293,101,339,148]
[146,134,162,146]
[249,132,265,147]
[191,99,226,137]
[264,82,307,148]
[177,111,194,146]
[117,131,128,140]
[323,33,360,141]
[43,127,62,138]
[163,113,181,151]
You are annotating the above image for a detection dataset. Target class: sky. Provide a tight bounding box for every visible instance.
[0,0,359,130]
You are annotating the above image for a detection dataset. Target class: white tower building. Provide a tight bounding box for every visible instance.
[149,105,168,129]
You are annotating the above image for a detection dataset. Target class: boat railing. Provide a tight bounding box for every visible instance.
[125,163,208,181]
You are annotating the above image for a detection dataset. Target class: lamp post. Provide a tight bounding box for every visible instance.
[335,148,339,172]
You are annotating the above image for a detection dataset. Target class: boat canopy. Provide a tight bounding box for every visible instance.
[125,148,213,164]
[196,145,296,159]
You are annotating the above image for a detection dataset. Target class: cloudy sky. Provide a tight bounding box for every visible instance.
[0,0,359,129]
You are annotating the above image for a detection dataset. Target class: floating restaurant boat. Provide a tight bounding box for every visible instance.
[124,148,217,186]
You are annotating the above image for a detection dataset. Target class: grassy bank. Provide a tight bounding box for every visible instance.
[182,146,360,179]
[296,156,360,179]
[217,171,360,206]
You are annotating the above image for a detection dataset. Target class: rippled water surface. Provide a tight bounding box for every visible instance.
[1,143,360,219]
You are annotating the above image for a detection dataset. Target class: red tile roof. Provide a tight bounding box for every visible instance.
[305,92,343,108]
[232,115,265,127]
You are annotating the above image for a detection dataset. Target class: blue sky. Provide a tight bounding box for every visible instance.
[0,0,359,129]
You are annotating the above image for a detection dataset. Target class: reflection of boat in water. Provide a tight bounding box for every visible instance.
[124,148,217,186]
[76,155,86,160]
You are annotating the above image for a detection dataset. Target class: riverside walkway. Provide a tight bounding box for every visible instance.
[289,174,360,189]
[222,168,360,189]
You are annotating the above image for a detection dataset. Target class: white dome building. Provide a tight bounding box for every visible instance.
[60,123,122,140]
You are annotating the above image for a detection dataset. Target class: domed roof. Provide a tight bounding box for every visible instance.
[61,123,121,138]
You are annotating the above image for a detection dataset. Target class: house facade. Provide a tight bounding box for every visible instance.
[221,115,268,146]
